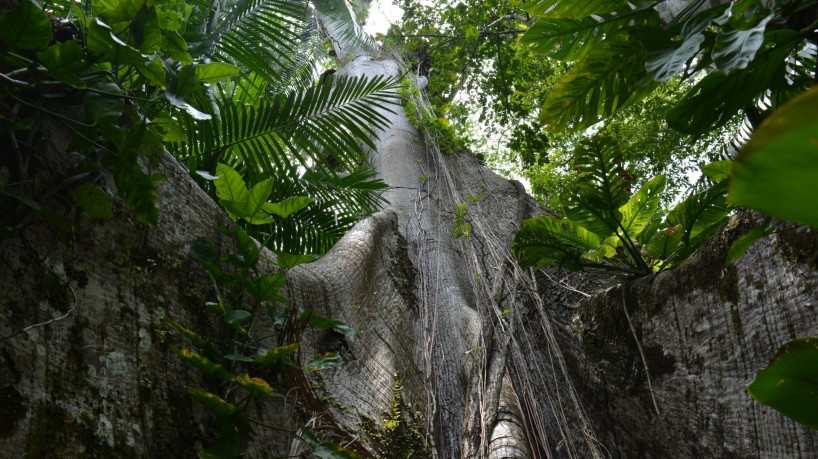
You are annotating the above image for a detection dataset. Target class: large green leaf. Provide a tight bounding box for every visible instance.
[748,338,818,430]
[619,175,666,239]
[725,226,771,265]
[563,137,630,238]
[666,181,730,242]
[712,13,773,72]
[195,62,241,83]
[37,40,88,88]
[667,35,794,134]
[185,387,238,418]
[512,215,601,269]
[522,8,658,62]
[646,227,684,260]
[539,32,658,132]
[730,84,818,226]
[0,1,52,51]
[215,163,249,203]
[178,76,398,175]
[521,0,634,18]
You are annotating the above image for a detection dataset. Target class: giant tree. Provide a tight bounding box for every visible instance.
[2,0,818,458]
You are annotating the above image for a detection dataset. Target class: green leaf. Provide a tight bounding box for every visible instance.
[712,13,773,72]
[302,353,343,371]
[563,136,630,238]
[539,32,658,132]
[247,273,286,302]
[522,0,633,17]
[262,196,315,219]
[225,309,252,325]
[512,215,601,269]
[257,343,300,366]
[215,163,249,203]
[233,227,259,267]
[85,19,145,65]
[37,41,88,88]
[297,427,362,459]
[195,62,241,83]
[185,387,238,418]
[70,184,113,219]
[173,346,235,383]
[302,310,356,336]
[84,82,124,124]
[0,1,51,51]
[748,338,818,430]
[645,30,706,83]
[667,39,793,134]
[244,178,274,222]
[729,85,818,226]
[726,227,771,265]
[522,9,657,62]
[701,160,732,182]
[646,226,684,260]
[236,373,275,397]
[199,421,241,459]
[275,252,319,269]
[619,175,666,239]
[666,181,730,242]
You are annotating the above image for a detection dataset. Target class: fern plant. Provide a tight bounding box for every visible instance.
[513,136,732,277]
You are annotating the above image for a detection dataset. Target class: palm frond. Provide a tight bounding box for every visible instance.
[190,0,311,86]
[173,75,399,178]
[313,0,378,59]
[255,168,388,254]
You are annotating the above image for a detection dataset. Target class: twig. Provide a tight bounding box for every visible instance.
[621,290,660,416]
[0,272,79,342]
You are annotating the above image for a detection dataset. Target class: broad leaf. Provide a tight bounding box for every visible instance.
[302,352,343,371]
[730,84,818,226]
[257,343,300,365]
[522,9,658,62]
[186,387,238,418]
[512,215,601,270]
[302,310,356,336]
[748,338,818,430]
[666,181,730,242]
[247,272,286,302]
[645,29,707,82]
[0,1,52,51]
[712,14,773,72]
[215,163,249,203]
[521,0,633,18]
[298,427,362,459]
[539,32,658,132]
[236,373,275,397]
[646,226,684,260]
[726,227,771,265]
[275,252,319,269]
[173,347,235,383]
[701,160,732,182]
[667,37,794,134]
[70,184,114,219]
[620,175,665,239]
[37,41,88,88]
[563,137,631,237]
[195,62,241,83]
[262,196,315,218]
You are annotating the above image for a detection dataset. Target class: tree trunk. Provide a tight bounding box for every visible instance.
[3,21,818,459]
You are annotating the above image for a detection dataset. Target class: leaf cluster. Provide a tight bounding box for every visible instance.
[513,136,733,277]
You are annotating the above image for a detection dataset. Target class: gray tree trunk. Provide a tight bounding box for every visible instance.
[3,12,818,459]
